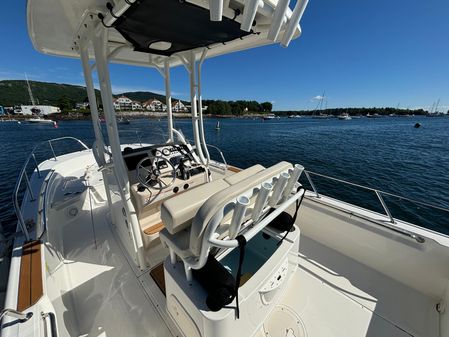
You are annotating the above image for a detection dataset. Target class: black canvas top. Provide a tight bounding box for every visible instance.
[113,0,253,56]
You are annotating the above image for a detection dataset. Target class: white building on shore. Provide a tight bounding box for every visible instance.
[173,100,187,112]
[143,99,166,112]
[113,96,133,110]
[132,101,142,110]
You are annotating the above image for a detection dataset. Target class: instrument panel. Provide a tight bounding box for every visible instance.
[122,144,191,171]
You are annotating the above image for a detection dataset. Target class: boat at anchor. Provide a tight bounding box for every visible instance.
[2,1,449,337]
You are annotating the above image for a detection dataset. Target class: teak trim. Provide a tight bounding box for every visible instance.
[17,241,43,311]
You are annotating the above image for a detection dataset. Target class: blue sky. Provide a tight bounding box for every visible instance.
[1,0,448,111]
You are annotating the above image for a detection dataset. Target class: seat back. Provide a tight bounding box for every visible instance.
[189,161,295,257]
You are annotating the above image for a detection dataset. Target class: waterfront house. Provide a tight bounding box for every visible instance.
[173,100,187,112]
[143,98,166,112]
[132,101,142,111]
[113,96,133,110]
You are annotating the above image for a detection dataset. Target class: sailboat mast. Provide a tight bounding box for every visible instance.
[434,98,440,113]
[25,74,36,106]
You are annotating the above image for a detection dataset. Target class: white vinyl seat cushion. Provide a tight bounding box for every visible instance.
[161,165,265,235]
[224,164,265,185]
[161,179,230,235]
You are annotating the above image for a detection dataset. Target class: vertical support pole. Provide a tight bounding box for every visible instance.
[32,153,41,178]
[304,171,320,198]
[24,172,35,202]
[197,49,210,166]
[280,0,309,47]
[267,0,290,41]
[48,140,57,160]
[164,59,174,142]
[209,0,223,21]
[169,249,176,265]
[80,41,106,166]
[241,0,261,31]
[188,51,207,165]
[375,190,395,224]
[91,27,146,270]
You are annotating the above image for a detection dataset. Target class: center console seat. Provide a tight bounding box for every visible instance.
[160,164,266,234]
[159,161,302,337]
[160,162,292,259]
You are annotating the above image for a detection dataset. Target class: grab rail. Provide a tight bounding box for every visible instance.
[206,144,228,172]
[304,170,449,242]
[0,308,33,322]
[13,137,89,241]
[41,312,58,337]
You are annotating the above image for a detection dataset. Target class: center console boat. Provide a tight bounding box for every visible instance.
[2,1,449,337]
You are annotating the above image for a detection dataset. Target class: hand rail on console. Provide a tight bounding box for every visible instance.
[206,144,228,172]
[13,137,89,241]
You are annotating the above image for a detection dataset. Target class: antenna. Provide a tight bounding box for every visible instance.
[25,73,36,106]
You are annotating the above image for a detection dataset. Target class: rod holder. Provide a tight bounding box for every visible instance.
[269,172,290,207]
[267,0,290,41]
[229,196,250,239]
[252,182,273,222]
[281,164,304,201]
[209,0,223,21]
[241,0,261,32]
[281,0,309,47]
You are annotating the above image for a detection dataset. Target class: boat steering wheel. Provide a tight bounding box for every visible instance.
[136,156,176,190]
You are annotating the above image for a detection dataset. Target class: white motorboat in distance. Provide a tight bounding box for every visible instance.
[263,113,279,120]
[337,113,352,120]
[26,117,55,124]
[2,1,449,337]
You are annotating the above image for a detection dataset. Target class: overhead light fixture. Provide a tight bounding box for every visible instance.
[149,41,172,51]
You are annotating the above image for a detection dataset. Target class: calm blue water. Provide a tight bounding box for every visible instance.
[1,116,448,236]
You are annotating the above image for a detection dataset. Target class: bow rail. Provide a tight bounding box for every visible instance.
[13,137,89,241]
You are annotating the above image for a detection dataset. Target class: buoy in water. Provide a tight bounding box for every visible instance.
[414,123,421,128]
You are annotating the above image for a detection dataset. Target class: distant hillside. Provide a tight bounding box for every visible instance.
[0,80,99,107]
[0,80,173,107]
[119,91,166,103]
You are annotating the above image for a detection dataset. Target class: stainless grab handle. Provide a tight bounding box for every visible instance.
[41,312,58,337]
[0,308,33,322]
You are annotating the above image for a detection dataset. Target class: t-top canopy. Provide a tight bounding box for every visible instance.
[113,0,252,56]
[27,0,308,68]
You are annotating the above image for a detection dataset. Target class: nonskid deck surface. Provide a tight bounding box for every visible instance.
[284,236,438,337]
[32,153,437,337]
[43,157,173,337]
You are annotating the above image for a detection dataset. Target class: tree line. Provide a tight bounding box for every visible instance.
[204,100,273,115]
[275,107,430,116]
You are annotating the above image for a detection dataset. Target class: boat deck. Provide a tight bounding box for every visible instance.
[4,151,439,337]
[275,236,438,337]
